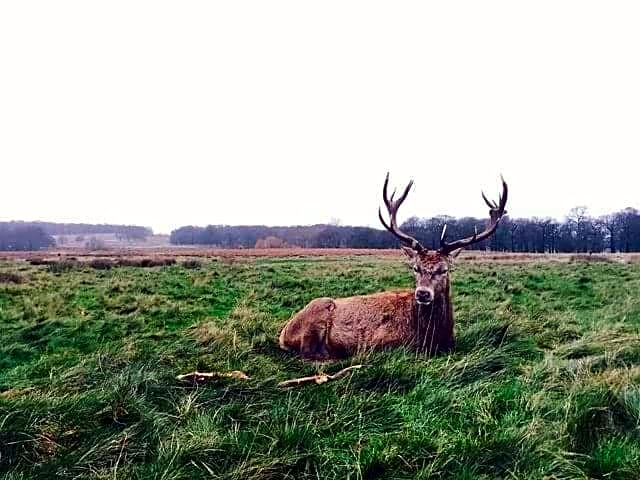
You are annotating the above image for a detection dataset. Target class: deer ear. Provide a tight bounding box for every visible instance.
[448,248,463,259]
[400,246,416,259]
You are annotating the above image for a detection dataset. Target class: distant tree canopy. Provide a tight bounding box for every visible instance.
[0,222,153,237]
[114,226,153,242]
[170,224,394,249]
[0,225,55,251]
[3,210,640,253]
[170,207,640,253]
[0,222,153,251]
[400,208,640,253]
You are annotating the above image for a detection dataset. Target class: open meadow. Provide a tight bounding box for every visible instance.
[1,251,640,479]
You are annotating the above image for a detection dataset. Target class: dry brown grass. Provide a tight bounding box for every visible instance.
[4,248,640,265]
[23,256,178,270]
[116,257,177,268]
[190,321,231,345]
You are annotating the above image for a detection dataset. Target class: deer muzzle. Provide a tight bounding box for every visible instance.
[415,287,433,305]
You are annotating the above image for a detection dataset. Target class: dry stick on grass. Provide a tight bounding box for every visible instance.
[277,365,368,388]
[177,371,250,383]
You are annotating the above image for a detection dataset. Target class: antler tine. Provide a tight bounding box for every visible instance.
[378,207,392,232]
[499,174,508,211]
[482,191,497,209]
[439,176,509,255]
[439,223,452,250]
[379,172,424,252]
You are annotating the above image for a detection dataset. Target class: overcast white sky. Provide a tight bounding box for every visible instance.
[1,2,639,234]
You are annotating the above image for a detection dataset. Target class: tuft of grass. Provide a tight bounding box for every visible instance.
[180,259,202,270]
[46,260,78,274]
[0,272,23,284]
[1,257,640,478]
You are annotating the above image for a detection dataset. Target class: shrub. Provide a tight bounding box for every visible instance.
[27,258,50,266]
[569,254,613,264]
[180,259,202,269]
[85,237,108,251]
[255,236,288,248]
[46,260,77,274]
[0,272,23,284]
[89,258,114,270]
[116,257,176,268]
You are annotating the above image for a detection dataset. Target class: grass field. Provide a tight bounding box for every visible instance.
[1,253,640,479]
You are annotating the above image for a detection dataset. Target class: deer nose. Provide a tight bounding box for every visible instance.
[415,288,433,304]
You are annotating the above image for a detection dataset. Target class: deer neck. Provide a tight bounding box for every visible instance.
[411,282,453,354]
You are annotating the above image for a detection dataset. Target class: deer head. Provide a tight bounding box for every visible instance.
[379,172,508,305]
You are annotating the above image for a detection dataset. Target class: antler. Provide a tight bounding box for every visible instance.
[439,176,508,254]
[378,172,424,252]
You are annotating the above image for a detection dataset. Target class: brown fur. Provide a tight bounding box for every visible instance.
[279,251,455,361]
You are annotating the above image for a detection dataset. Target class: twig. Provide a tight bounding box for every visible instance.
[177,371,250,383]
[277,365,367,388]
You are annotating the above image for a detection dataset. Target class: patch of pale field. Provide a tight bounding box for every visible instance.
[52,233,170,249]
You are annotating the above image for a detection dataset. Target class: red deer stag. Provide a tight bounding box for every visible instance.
[278,173,508,360]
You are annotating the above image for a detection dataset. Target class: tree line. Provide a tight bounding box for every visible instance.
[3,209,639,252]
[170,207,640,253]
[0,222,153,251]
[401,207,640,253]
[0,225,55,251]
[1,221,153,238]
[170,224,396,249]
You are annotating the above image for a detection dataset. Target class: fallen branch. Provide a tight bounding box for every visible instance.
[277,365,367,388]
[177,365,367,387]
[177,371,249,383]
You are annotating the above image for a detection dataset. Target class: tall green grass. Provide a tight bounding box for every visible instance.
[1,257,639,479]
